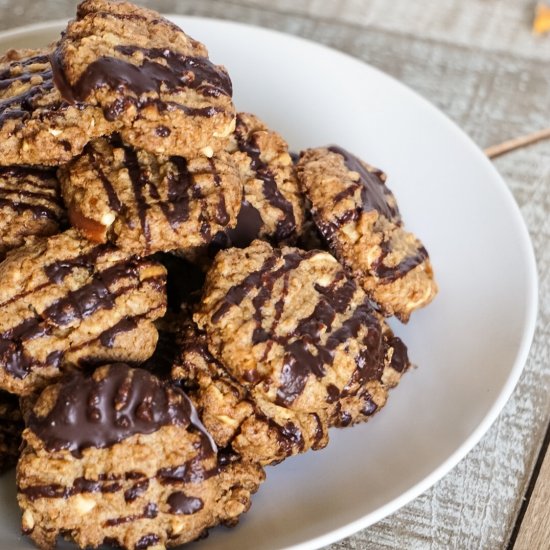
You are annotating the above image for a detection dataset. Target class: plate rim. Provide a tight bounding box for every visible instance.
[0,16,539,550]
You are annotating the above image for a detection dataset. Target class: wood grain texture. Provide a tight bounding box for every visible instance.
[513,432,550,550]
[0,1,548,549]
[237,0,550,61]
[2,0,548,60]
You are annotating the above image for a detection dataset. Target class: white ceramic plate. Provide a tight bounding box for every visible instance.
[0,16,538,550]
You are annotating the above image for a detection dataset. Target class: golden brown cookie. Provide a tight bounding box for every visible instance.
[0,389,23,473]
[58,136,242,255]
[52,0,236,159]
[0,167,65,260]
[171,316,328,466]
[0,229,166,396]
[0,47,115,166]
[17,364,264,550]
[296,146,437,321]
[219,112,305,248]
[193,241,410,463]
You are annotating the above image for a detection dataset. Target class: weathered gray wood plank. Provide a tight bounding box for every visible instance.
[239,0,550,61]
[0,2,548,549]
[2,0,550,61]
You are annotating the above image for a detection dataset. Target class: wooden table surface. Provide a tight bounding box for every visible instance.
[1,1,549,548]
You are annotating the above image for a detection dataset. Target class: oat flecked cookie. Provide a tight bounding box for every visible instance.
[296,146,437,321]
[0,47,115,166]
[58,136,242,255]
[0,229,167,396]
[193,240,410,464]
[52,0,236,158]
[0,389,23,473]
[171,317,328,466]
[17,364,264,550]
[0,167,65,260]
[217,112,305,249]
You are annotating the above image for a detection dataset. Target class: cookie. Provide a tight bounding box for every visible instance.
[170,316,328,466]
[58,136,242,255]
[217,112,305,249]
[0,229,167,396]
[0,47,115,166]
[17,364,264,550]
[52,0,235,159]
[0,389,23,473]
[296,146,437,321]
[194,241,410,462]
[0,167,65,260]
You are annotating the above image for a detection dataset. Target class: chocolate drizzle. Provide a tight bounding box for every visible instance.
[387,336,410,373]
[74,45,231,101]
[51,43,232,122]
[0,167,63,223]
[167,491,204,515]
[43,244,112,283]
[328,146,398,222]
[0,54,50,89]
[317,146,430,283]
[0,330,58,379]
[86,137,224,251]
[211,253,279,323]
[235,115,296,242]
[211,249,387,406]
[210,158,230,227]
[88,146,123,212]
[157,456,218,485]
[0,248,162,379]
[121,144,152,247]
[28,364,214,457]
[372,240,429,283]
[20,477,122,502]
[104,502,158,527]
[0,53,73,128]
[124,479,149,502]
[99,317,139,348]
[0,258,142,375]
[19,455,219,507]
[163,155,195,228]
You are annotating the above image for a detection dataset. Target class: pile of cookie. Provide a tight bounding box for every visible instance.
[0,1,438,549]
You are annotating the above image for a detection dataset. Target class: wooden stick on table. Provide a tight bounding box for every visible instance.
[485,127,550,158]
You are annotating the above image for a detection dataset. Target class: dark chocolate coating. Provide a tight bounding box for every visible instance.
[27,364,215,457]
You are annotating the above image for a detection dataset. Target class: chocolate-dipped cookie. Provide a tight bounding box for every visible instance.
[17,364,264,549]
[296,146,437,321]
